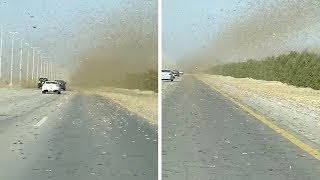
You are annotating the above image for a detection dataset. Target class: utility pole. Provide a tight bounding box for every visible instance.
[42,56,50,77]
[50,63,54,79]
[0,25,3,79]
[9,31,18,86]
[43,61,46,78]
[25,43,29,82]
[36,50,41,81]
[48,62,50,79]
[47,61,50,79]
[40,54,43,77]
[36,57,39,81]
[31,47,36,81]
[19,38,24,86]
[52,63,55,79]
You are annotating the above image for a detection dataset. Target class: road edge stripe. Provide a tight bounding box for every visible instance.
[34,116,48,127]
[197,76,320,161]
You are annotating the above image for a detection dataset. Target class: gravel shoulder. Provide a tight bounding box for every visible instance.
[83,87,158,125]
[162,76,183,99]
[197,74,320,148]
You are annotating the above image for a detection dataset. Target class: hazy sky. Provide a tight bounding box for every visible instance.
[163,0,249,61]
[163,0,320,65]
[0,0,120,78]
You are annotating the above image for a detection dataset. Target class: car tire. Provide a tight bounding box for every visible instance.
[42,91,46,94]
[57,91,61,94]
[171,79,173,81]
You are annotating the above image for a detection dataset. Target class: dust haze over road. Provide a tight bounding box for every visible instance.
[70,0,157,89]
[0,1,158,179]
[163,1,320,179]
[182,0,320,71]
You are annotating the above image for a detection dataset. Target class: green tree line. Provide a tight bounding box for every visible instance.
[207,51,320,90]
[124,69,158,92]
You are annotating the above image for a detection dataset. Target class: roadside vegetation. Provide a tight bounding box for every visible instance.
[125,69,158,92]
[207,51,320,90]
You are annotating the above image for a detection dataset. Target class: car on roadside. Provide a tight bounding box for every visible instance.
[38,78,48,88]
[179,71,184,75]
[42,81,61,94]
[161,69,174,81]
[55,80,66,91]
[173,70,180,77]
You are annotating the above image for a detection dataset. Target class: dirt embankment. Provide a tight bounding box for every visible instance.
[197,74,320,147]
[84,88,158,124]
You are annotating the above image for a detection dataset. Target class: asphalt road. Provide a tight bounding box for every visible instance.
[162,75,320,180]
[0,89,157,180]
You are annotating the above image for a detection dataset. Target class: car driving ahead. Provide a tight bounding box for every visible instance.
[42,81,61,94]
[162,69,174,81]
[55,80,66,91]
[38,77,48,88]
[172,70,180,77]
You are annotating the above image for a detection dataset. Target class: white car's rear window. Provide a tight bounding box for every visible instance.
[162,70,171,72]
[45,81,58,84]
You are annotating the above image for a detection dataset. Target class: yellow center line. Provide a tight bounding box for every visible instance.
[198,77,320,160]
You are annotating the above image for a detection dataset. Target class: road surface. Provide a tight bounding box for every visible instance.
[162,75,320,180]
[0,89,157,180]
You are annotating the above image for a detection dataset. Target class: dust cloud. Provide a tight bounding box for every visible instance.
[184,0,320,72]
[70,0,157,89]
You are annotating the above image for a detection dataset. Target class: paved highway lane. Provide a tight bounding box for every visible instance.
[0,89,157,180]
[162,75,320,180]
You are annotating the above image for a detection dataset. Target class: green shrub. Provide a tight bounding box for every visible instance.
[207,51,320,90]
[124,69,158,92]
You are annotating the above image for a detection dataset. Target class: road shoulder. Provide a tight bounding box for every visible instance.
[82,88,158,125]
[196,74,320,160]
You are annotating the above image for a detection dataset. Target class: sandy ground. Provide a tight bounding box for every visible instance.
[84,87,158,124]
[197,74,320,148]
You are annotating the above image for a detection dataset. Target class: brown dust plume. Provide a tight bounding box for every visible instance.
[70,0,157,91]
[183,0,320,72]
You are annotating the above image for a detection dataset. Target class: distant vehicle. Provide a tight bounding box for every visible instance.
[161,69,174,81]
[179,71,184,75]
[55,80,66,91]
[173,70,180,77]
[38,78,48,88]
[42,81,61,94]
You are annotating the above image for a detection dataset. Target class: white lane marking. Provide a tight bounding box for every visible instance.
[34,116,48,127]
[57,103,63,107]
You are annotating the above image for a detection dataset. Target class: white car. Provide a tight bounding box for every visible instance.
[42,81,61,94]
[161,69,173,81]
[179,71,184,75]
